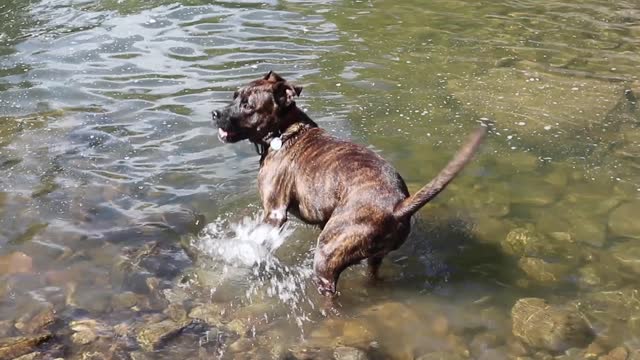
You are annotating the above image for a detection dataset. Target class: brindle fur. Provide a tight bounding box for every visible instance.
[213,71,487,297]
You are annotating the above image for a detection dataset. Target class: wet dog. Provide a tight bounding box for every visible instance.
[213,71,487,297]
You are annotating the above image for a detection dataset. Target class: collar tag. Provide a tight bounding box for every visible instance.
[270,137,283,151]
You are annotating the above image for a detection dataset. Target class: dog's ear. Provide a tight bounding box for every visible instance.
[264,71,285,83]
[275,83,302,107]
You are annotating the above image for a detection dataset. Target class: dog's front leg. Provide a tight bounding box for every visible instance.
[262,205,288,228]
[260,188,289,228]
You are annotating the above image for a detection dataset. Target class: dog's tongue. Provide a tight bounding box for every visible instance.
[218,128,228,138]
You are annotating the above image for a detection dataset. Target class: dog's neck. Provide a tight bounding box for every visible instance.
[255,106,318,164]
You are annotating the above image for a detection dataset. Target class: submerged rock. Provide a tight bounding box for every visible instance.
[14,305,56,335]
[135,319,191,351]
[600,347,629,360]
[580,289,640,322]
[511,298,593,352]
[0,252,33,274]
[284,346,334,360]
[518,257,569,285]
[416,351,467,360]
[577,265,604,289]
[187,303,225,326]
[0,333,52,359]
[608,201,640,239]
[502,227,554,257]
[13,352,41,360]
[471,215,513,244]
[448,62,623,135]
[70,319,110,346]
[333,346,369,360]
[568,215,607,248]
[610,240,640,275]
[508,176,561,207]
[0,320,13,337]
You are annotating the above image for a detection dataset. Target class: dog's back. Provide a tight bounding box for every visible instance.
[261,128,409,226]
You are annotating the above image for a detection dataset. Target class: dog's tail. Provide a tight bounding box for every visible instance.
[393,124,488,219]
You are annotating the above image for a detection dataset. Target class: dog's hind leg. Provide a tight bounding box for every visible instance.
[366,255,385,282]
[312,228,374,297]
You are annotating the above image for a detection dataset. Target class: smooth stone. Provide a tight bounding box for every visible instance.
[508,178,560,207]
[472,216,513,244]
[188,303,225,326]
[70,319,109,345]
[13,352,41,360]
[542,164,569,188]
[0,252,33,274]
[477,347,509,360]
[610,240,640,274]
[577,265,603,289]
[518,257,569,284]
[599,347,629,360]
[333,346,369,360]
[584,341,606,359]
[0,320,13,337]
[581,289,640,321]
[469,332,503,356]
[568,215,607,248]
[284,346,333,360]
[129,352,152,360]
[229,337,254,353]
[135,319,191,351]
[68,287,112,314]
[555,347,587,360]
[14,305,56,335]
[511,298,593,352]
[506,338,529,357]
[534,209,572,235]
[416,351,466,360]
[608,201,640,239]
[309,317,375,349]
[111,291,139,310]
[164,303,187,322]
[430,315,449,337]
[0,333,52,359]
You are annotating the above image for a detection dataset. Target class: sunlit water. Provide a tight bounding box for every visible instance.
[0,0,639,358]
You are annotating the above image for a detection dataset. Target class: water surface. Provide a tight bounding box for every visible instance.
[0,0,639,359]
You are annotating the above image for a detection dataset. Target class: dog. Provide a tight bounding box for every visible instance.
[212,71,487,297]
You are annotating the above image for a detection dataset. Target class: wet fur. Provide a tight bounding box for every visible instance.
[213,72,487,297]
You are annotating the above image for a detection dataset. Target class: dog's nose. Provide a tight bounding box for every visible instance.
[212,110,222,120]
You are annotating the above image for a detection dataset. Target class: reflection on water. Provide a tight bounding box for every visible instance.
[0,0,639,358]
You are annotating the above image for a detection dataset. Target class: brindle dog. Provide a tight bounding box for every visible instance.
[213,71,487,297]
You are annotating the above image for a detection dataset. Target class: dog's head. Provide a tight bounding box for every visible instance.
[212,71,303,143]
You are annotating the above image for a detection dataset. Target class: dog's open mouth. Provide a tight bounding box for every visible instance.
[218,128,234,143]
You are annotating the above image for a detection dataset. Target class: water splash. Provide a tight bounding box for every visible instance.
[196,211,315,335]
[198,211,294,267]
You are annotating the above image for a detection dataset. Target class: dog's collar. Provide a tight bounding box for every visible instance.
[255,122,312,163]
[263,122,311,151]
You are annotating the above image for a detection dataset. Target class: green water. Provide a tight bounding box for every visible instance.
[0,0,639,359]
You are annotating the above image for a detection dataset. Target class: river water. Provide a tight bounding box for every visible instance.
[0,0,639,359]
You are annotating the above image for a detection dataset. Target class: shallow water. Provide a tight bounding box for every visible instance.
[0,0,639,359]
